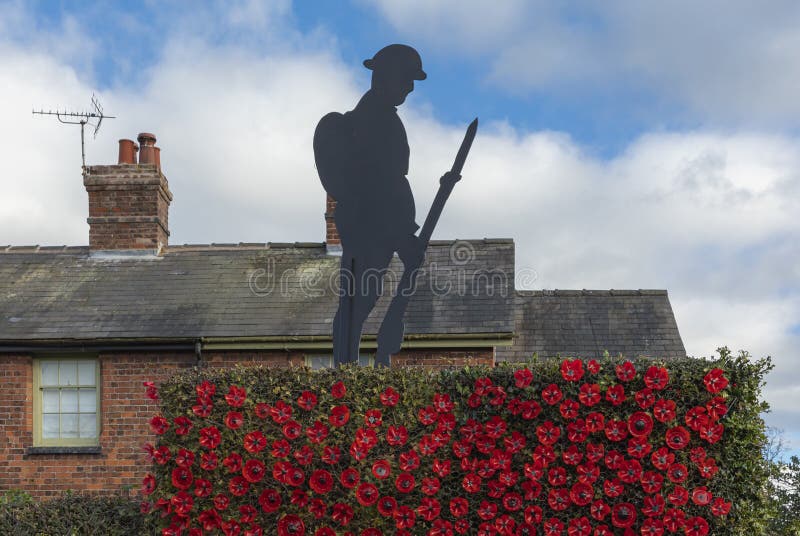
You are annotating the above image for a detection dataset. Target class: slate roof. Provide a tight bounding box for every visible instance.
[0,240,515,342]
[495,290,686,361]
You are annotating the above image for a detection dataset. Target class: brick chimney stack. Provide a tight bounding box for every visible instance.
[325,194,340,248]
[83,132,172,252]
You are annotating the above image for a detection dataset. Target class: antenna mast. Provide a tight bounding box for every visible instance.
[32,94,116,167]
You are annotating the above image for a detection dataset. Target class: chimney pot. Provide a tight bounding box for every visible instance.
[154,147,161,171]
[118,139,137,164]
[138,133,157,164]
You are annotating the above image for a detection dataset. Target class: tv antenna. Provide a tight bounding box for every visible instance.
[32,94,115,167]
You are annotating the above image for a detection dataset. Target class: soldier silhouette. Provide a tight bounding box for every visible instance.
[314,44,460,366]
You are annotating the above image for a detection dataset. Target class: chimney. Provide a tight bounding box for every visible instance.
[83,132,172,252]
[325,195,341,252]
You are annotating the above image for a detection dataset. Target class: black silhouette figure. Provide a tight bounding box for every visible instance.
[314,44,475,367]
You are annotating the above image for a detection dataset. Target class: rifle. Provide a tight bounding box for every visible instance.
[375,118,478,366]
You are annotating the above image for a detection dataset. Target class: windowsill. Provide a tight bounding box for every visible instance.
[25,446,102,456]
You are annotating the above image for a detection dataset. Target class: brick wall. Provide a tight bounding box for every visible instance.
[0,348,490,499]
[83,164,172,250]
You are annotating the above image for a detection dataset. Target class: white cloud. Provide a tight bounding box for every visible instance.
[365,0,800,124]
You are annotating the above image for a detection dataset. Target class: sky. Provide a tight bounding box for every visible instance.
[1,1,798,457]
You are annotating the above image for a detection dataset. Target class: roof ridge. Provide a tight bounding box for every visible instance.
[516,289,668,297]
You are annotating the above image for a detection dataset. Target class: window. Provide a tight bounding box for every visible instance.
[306,354,374,369]
[33,358,100,446]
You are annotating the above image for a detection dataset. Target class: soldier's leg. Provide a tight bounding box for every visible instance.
[349,247,395,364]
[333,251,357,366]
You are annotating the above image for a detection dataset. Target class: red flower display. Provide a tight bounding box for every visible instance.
[144,358,736,535]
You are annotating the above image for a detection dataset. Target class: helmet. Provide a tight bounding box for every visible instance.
[363,44,427,81]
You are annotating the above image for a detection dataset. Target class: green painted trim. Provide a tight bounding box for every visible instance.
[32,357,101,447]
[202,333,513,351]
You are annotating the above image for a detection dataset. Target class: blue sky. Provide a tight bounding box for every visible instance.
[1,0,799,458]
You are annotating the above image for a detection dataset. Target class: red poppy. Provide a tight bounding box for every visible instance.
[585,442,604,463]
[560,359,585,382]
[356,482,379,506]
[329,405,350,427]
[541,383,563,405]
[149,415,169,435]
[578,383,601,406]
[306,420,330,443]
[711,496,732,516]
[214,493,230,511]
[394,505,416,529]
[590,499,610,521]
[586,411,605,432]
[514,367,534,388]
[378,495,398,516]
[228,475,249,497]
[665,426,691,450]
[642,493,665,517]
[691,486,713,506]
[615,361,636,382]
[239,458,263,483]
[706,396,728,419]
[331,381,347,399]
[171,466,193,490]
[239,504,257,524]
[225,385,246,407]
[570,482,594,506]
[308,498,327,519]
[192,398,213,418]
[604,419,628,442]
[309,469,334,494]
[477,500,498,520]
[668,485,689,506]
[258,489,282,514]
[380,386,400,406]
[627,411,654,437]
[651,447,674,470]
[548,466,567,486]
[644,366,669,390]
[703,368,729,393]
[269,400,292,424]
[640,470,664,493]
[432,392,454,413]
[685,406,709,431]
[562,444,583,466]
[196,380,216,399]
[194,478,212,498]
[293,445,314,466]
[627,436,651,459]
[536,420,561,445]
[567,516,591,536]
[577,462,600,485]
[170,491,194,516]
[370,458,390,479]
[611,502,637,528]
[224,411,243,430]
[462,473,481,493]
[198,509,222,531]
[339,467,360,489]
[293,390,316,411]
[174,416,193,436]
[587,359,601,373]
[521,400,542,420]
[618,459,642,484]
[640,518,665,536]
[653,398,677,423]
[684,516,709,536]
[559,398,580,419]
[314,528,334,536]
[277,514,305,536]
[605,384,625,406]
[547,487,571,511]
[484,415,507,438]
[690,446,707,464]
[697,457,719,479]
[667,463,688,483]
[175,448,195,467]
[634,387,656,409]
[254,402,271,419]
[604,449,624,470]
[364,408,383,427]
[543,517,564,536]
[417,405,437,425]
[663,508,686,532]
[603,477,624,498]
[141,473,156,495]
[272,439,291,458]
[321,445,341,465]
[386,425,408,446]
[243,430,267,453]
[698,422,724,444]
[417,497,441,522]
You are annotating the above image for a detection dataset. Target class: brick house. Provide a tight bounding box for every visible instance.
[0,133,685,498]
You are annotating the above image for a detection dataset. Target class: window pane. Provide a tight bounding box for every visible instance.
[41,362,58,386]
[61,414,78,438]
[61,389,78,413]
[79,414,97,438]
[42,389,60,412]
[308,356,333,370]
[43,414,59,438]
[59,361,77,386]
[78,361,96,386]
[358,355,374,367]
[79,389,96,413]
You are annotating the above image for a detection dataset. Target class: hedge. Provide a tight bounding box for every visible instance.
[0,490,144,535]
[142,348,773,535]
